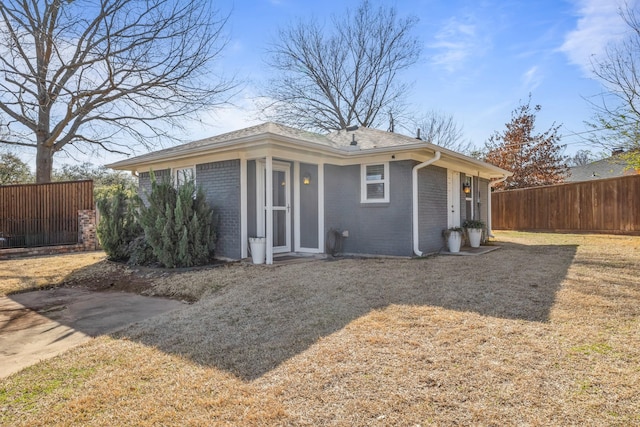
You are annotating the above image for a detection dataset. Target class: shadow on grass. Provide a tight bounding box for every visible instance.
[8,241,577,381]
[114,241,577,380]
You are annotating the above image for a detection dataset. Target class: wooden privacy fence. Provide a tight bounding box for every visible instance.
[491,174,640,234]
[0,180,94,248]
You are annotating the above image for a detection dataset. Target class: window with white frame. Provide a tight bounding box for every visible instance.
[361,163,389,203]
[174,166,195,187]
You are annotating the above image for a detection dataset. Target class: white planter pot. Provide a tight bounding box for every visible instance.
[249,237,266,264]
[467,228,483,248]
[447,231,462,253]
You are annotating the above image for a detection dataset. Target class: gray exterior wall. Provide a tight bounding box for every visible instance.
[299,163,319,248]
[324,161,413,256]
[138,169,170,204]
[247,160,257,239]
[197,160,241,260]
[417,165,448,254]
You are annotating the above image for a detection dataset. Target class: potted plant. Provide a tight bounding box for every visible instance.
[463,219,485,248]
[443,226,464,253]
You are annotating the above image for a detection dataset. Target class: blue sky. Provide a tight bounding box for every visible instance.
[186,0,633,160]
[11,0,635,167]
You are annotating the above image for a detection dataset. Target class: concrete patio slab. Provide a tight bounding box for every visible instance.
[0,288,185,378]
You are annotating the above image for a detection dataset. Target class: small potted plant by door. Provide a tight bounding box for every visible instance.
[443,227,464,253]
[463,219,485,248]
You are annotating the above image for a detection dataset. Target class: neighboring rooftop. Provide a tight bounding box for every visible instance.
[566,155,639,182]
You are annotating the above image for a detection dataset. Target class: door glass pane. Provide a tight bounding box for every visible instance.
[273,170,286,207]
[273,210,286,247]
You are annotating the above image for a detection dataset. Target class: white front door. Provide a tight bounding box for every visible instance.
[257,161,291,253]
[447,170,461,228]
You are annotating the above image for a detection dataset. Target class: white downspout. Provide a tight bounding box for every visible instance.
[413,151,441,256]
[487,175,509,238]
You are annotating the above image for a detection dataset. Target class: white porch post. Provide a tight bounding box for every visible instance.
[293,161,300,252]
[318,162,325,253]
[266,156,274,264]
[487,180,493,237]
[240,157,247,258]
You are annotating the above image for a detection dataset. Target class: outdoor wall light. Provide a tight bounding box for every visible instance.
[303,172,311,185]
[462,182,471,195]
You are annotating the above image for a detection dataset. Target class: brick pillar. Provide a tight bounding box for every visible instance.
[78,209,97,250]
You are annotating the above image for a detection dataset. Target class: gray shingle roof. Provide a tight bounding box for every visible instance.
[566,156,638,182]
[326,126,424,149]
[107,122,510,179]
[110,122,336,165]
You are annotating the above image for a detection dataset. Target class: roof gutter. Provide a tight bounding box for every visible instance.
[413,151,441,256]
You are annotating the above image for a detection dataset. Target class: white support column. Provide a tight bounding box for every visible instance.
[266,156,274,264]
[318,162,325,253]
[293,161,301,252]
[487,180,493,237]
[240,157,247,259]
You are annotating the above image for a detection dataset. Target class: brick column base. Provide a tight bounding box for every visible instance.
[78,209,98,250]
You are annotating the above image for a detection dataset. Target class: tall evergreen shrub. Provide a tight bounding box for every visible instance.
[139,174,216,268]
[96,186,142,261]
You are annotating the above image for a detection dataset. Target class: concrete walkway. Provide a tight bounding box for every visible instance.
[0,288,185,378]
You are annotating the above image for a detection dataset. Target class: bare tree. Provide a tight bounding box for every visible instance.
[0,0,236,182]
[568,149,596,166]
[485,96,569,190]
[400,111,474,154]
[589,3,640,167]
[262,0,421,132]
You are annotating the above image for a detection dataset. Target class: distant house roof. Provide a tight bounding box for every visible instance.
[107,122,510,179]
[566,156,639,182]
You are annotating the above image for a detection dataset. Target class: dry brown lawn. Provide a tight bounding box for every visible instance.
[0,251,107,296]
[1,231,639,426]
[0,251,230,301]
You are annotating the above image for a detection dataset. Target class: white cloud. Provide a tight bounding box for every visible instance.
[522,65,542,91]
[182,92,264,141]
[429,17,486,73]
[559,0,635,75]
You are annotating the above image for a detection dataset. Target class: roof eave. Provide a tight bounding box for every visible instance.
[107,131,511,179]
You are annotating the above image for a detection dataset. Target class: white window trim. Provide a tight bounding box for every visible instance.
[173,166,196,187]
[361,162,390,203]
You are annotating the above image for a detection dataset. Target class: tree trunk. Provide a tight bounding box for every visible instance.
[35,143,54,183]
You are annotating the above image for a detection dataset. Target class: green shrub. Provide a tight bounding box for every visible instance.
[139,174,216,268]
[127,235,157,266]
[463,219,486,229]
[96,186,142,261]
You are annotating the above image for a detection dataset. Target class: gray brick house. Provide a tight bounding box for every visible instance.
[108,123,510,264]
